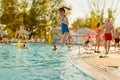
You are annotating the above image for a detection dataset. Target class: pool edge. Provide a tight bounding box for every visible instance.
[67,51,119,80]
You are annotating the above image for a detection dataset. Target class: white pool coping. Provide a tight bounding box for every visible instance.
[67,51,119,80]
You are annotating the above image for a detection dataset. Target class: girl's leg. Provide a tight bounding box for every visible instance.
[61,32,69,44]
[118,42,120,48]
[96,38,99,52]
[97,39,100,52]
[95,39,97,52]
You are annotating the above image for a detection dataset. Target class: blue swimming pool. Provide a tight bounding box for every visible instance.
[0,44,95,80]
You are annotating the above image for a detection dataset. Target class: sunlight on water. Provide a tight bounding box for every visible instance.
[0,44,95,80]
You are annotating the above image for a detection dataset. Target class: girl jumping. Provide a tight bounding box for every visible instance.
[58,6,71,44]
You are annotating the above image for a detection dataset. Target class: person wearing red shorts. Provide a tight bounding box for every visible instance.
[104,33,112,41]
[103,19,114,54]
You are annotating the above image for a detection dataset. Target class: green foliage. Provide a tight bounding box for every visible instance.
[72,18,89,28]
[117,27,120,30]
[0,0,64,42]
[72,0,117,29]
[0,0,20,36]
[108,8,115,23]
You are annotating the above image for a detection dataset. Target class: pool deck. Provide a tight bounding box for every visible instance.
[68,49,120,80]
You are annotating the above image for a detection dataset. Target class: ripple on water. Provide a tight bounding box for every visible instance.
[0,44,96,80]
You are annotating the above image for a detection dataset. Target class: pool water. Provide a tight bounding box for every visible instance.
[0,44,96,80]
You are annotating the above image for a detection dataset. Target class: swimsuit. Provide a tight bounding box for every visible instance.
[61,16,69,35]
[104,33,112,41]
[115,38,119,43]
[96,28,101,38]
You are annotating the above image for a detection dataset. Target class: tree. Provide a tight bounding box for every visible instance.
[46,0,64,43]
[87,0,119,25]
[48,0,64,28]
[25,0,64,41]
[0,0,20,37]
[23,0,50,39]
[72,0,120,29]
[0,0,64,42]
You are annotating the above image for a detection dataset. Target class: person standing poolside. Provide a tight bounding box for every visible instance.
[103,19,114,54]
[114,29,120,49]
[58,6,71,44]
[95,23,102,53]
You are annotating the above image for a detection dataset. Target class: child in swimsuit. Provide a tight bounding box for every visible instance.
[114,29,120,49]
[58,7,71,44]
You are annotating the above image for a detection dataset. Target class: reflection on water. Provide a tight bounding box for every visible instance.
[0,44,95,80]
